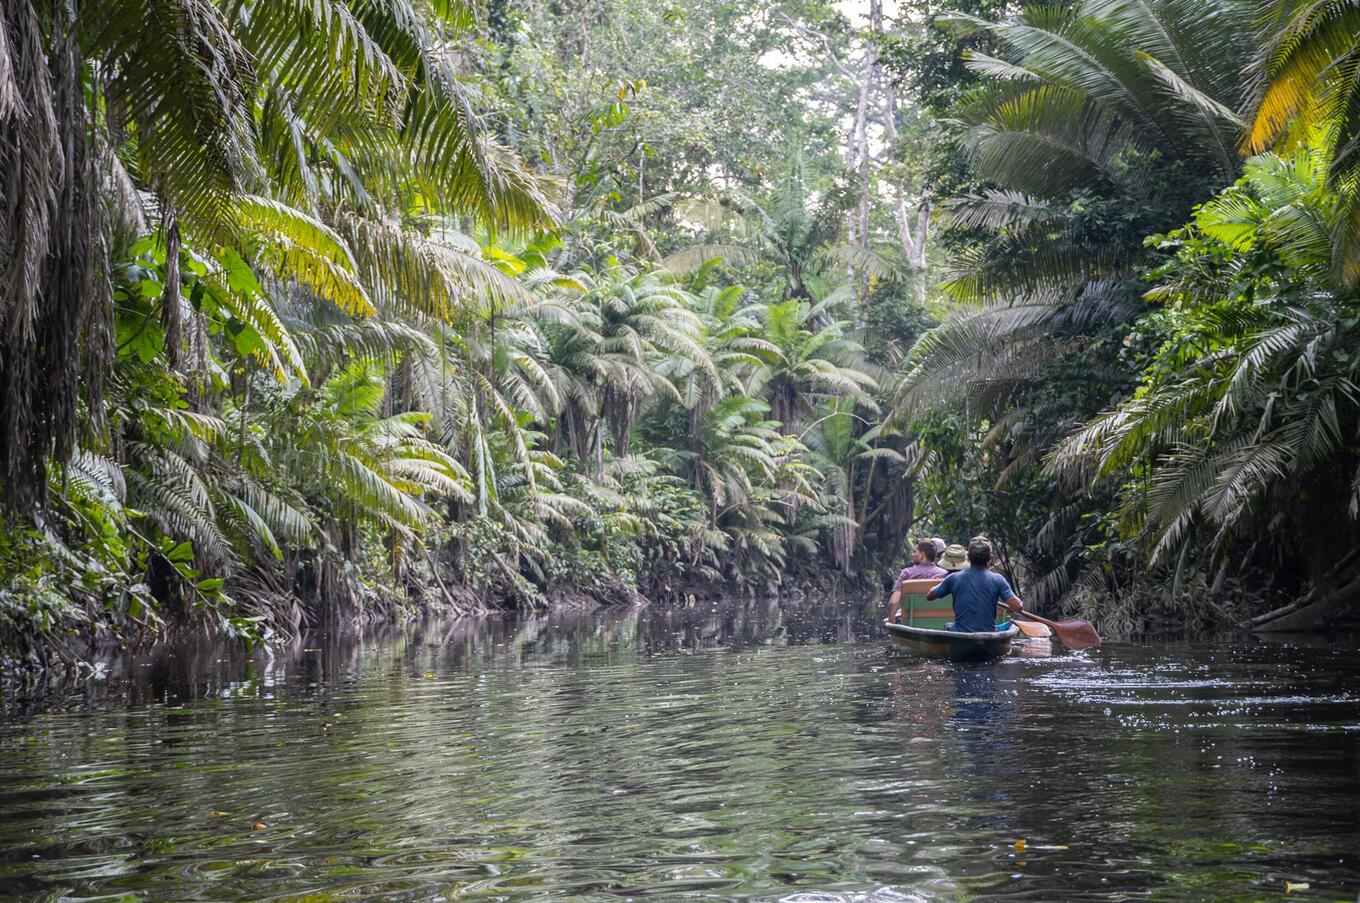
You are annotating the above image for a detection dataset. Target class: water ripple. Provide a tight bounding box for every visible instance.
[0,611,1358,900]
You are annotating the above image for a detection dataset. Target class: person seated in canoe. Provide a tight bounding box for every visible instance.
[926,536,1023,633]
[901,537,949,582]
[886,538,949,622]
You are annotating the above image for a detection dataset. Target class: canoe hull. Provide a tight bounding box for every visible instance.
[885,622,1020,661]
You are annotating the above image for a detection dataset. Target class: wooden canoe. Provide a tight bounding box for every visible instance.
[884,621,1021,661]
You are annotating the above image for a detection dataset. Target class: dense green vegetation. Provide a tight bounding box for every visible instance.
[5,0,1360,666]
[0,0,932,666]
[892,0,1360,634]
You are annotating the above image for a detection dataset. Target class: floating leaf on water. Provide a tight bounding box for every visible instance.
[252,822,267,830]
[210,811,226,818]
[1284,881,1309,893]
[1014,839,1026,851]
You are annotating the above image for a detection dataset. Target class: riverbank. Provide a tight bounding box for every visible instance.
[0,554,881,677]
[3,524,1316,677]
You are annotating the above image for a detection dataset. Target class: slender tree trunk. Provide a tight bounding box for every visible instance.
[883,73,898,145]
[841,468,856,574]
[895,192,929,303]
[689,404,707,493]
[187,308,209,410]
[161,211,182,371]
[859,446,879,535]
[772,380,799,434]
[848,0,884,326]
[568,401,596,474]
[848,57,869,317]
[911,205,928,303]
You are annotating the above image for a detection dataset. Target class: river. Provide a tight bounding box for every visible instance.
[1,598,1358,901]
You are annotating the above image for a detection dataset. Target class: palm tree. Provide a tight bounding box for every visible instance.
[672,281,778,440]
[895,0,1255,419]
[803,397,904,574]
[1049,149,1360,592]
[591,268,712,457]
[1246,0,1360,283]
[265,358,468,609]
[746,295,877,433]
[657,394,819,582]
[0,0,553,513]
[542,262,713,464]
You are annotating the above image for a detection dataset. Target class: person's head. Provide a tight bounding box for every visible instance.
[967,535,993,568]
[914,539,938,564]
[931,537,947,559]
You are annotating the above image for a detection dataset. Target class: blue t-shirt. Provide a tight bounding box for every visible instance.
[931,567,1015,633]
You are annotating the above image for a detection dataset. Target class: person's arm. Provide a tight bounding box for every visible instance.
[885,570,907,622]
[925,573,955,602]
[996,574,1022,613]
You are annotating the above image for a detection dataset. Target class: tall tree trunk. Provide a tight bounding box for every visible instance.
[848,56,869,317]
[840,468,857,574]
[772,380,799,434]
[853,0,883,326]
[895,192,929,303]
[883,72,898,145]
[161,211,182,371]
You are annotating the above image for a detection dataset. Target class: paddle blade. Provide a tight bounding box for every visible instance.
[1053,619,1101,650]
[1013,619,1052,639]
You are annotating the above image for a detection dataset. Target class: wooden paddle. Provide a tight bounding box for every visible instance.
[1012,608,1101,650]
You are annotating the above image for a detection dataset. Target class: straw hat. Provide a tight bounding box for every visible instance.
[939,543,968,571]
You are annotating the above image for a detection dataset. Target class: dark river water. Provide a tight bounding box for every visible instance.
[1,598,1358,901]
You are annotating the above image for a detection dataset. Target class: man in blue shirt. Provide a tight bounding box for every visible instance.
[926,536,1023,632]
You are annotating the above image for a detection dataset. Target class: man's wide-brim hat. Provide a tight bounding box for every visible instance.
[940,544,968,571]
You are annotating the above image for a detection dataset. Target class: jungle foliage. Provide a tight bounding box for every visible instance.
[7,0,1360,664]
[0,0,939,666]
[897,0,1360,634]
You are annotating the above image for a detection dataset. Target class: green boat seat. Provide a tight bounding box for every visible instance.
[896,578,953,630]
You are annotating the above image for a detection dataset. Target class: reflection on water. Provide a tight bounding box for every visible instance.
[1,598,1358,901]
